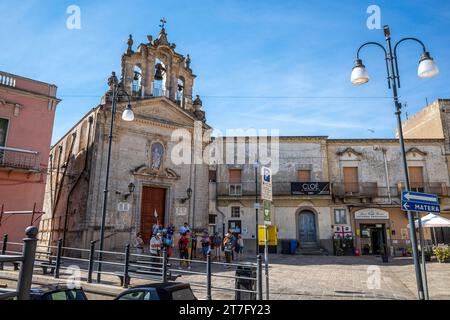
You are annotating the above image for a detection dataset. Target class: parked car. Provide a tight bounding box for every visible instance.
[115,283,197,301]
[29,284,88,300]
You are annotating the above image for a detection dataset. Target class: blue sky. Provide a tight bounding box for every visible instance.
[1,0,449,143]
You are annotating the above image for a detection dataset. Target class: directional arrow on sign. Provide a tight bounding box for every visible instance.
[402,202,409,211]
[403,192,438,204]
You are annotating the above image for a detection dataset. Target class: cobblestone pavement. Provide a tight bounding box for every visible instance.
[1,254,450,300]
[176,254,450,300]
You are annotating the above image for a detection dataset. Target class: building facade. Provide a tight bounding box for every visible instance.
[212,120,450,255]
[38,26,211,250]
[0,71,59,243]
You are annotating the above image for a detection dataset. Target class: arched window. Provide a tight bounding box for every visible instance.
[153,58,166,97]
[177,78,185,107]
[132,65,142,97]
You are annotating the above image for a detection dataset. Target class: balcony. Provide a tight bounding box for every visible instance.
[0,146,40,171]
[332,182,378,198]
[333,182,450,198]
[216,182,331,197]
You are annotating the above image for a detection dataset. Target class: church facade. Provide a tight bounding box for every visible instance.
[38,25,211,250]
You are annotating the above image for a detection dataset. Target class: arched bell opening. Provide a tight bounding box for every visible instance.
[152,58,167,97]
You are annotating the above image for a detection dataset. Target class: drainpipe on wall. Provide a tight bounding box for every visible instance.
[375,146,392,204]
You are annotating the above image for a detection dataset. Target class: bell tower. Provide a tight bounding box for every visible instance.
[120,18,202,119]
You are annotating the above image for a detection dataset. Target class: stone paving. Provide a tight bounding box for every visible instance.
[1,254,450,300]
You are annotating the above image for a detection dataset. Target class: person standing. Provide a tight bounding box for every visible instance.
[149,232,162,272]
[213,233,222,261]
[223,232,234,268]
[237,234,245,261]
[178,233,189,269]
[200,231,211,260]
[134,232,145,255]
[152,220,161,238]
[179,222,190,235]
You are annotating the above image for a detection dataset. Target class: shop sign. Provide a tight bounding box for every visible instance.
[354,208,389,220]
[291,182,330,195]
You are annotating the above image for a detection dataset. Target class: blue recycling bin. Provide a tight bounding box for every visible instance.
[290,240,298,254]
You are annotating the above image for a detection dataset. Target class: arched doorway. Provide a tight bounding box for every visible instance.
[298,210,317,243]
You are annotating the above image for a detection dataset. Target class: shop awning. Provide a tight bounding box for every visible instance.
[408,213,450,228]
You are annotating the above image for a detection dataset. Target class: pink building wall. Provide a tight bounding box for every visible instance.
[0,71,59,243]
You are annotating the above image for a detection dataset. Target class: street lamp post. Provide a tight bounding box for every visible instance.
[97,72,135,283]
[351,25,439,300]
[255,160,260,255]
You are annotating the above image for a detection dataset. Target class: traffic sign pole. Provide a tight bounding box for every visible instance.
[417,212,429,300]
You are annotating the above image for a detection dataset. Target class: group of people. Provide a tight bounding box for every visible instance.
[133,222,246,270]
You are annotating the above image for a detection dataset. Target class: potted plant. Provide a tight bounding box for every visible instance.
[433,245,450,263]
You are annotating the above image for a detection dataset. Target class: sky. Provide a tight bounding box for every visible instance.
[0,0,449,144]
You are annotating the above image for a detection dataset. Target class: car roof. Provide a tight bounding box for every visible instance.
[129,282,190,291]
[30,284,81,294]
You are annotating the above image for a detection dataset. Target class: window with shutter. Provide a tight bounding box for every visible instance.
[297,170,311,182]
[409,166,424,192]
[343,167,359,193]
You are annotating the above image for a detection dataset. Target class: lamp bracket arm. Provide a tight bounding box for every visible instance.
[356,41,391,89]
[393,38,427,89]
[394,38,427,58]
[356,41,388,60]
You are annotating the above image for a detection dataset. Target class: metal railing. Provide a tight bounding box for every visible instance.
[333,182,449,198]
[0,235,263,300]
[0,146,40,171]
[332,182,378,197]
[0,227,38,300]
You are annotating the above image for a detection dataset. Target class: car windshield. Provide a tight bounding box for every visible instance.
[171,288,196,300]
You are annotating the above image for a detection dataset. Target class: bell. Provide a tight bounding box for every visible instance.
[133,71,141,81]
[154,63,165,81]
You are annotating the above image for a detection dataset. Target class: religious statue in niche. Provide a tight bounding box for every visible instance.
[151,142,164,170]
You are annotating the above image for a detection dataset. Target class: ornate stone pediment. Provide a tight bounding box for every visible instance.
[406,147,427,157]
[336,147,363,159]
[132,165,180,180]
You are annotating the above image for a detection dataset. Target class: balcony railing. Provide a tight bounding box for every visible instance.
[216,182,330,197]
[333,182,449,198]
[0,146,40,171]
[0,72,16,87]
[332,182,378,198]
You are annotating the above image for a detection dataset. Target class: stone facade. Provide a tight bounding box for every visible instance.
[38,27,210,251]
[213,129,450,255]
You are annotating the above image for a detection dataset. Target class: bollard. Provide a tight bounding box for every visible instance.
[0,234,7,270]
[257,254,263,300]
[206,251,212,300]
[87,241,96,283]
[162,248,168,283]
[17,227,38,300]
[123,244,130,288]
[54,239,63,279]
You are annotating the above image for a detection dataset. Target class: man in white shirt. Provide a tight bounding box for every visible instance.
[149,233,162,272]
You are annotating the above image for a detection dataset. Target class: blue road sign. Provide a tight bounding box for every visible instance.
[401,191,440,214]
